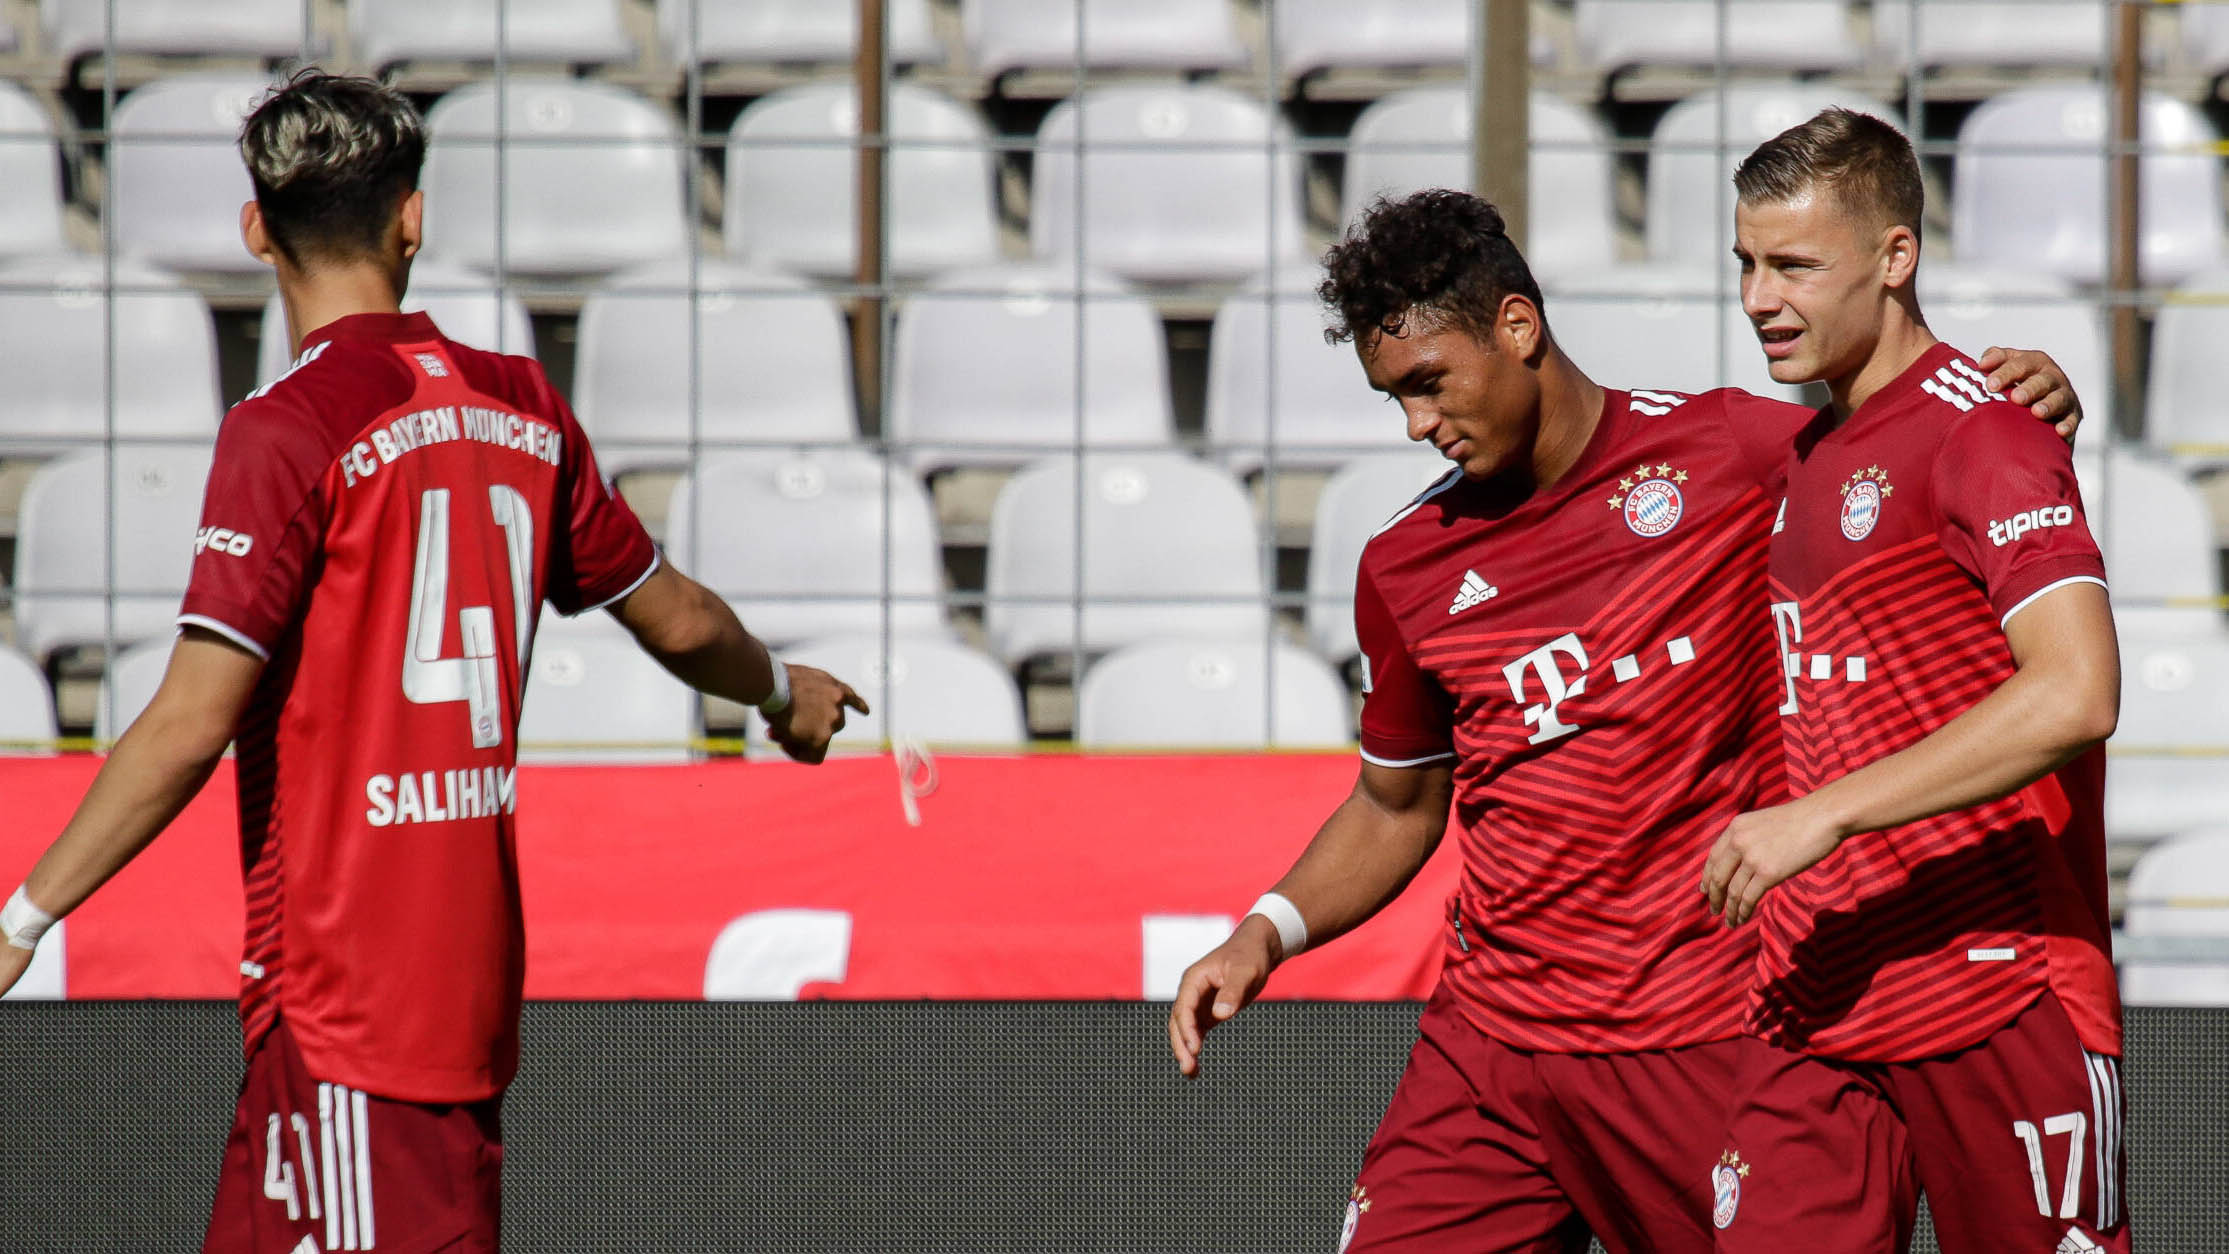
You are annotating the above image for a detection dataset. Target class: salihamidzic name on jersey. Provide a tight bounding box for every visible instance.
[339,403,564,489]
[364,766,518,828]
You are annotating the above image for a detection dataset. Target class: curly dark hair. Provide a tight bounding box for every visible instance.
[1318,189,1544,346]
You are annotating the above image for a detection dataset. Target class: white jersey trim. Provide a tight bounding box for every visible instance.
[242,339,332,404]
[1359,748,1456,769]
[176,614,272,662]
[574,551,662,616]
[1999,575,2107,629]
[1367,468,1463,542]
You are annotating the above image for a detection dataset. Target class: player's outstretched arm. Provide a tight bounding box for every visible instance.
[1978,346,2084,442]
[0,630,260,995]
[608,562,867,764]
[1167,759,1452,1077]
[1702,582,2118,926]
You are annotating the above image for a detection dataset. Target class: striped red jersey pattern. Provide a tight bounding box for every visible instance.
[1756,342,2120,1062]
[1356,387,1808,1052]
[178,312,657,1104]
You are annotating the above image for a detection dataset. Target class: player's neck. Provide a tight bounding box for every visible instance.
[1529,348,1606,490]
[1827,304,1936,424]
[277,262,407,357]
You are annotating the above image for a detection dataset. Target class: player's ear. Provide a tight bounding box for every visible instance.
[1880,223,1920,291]
[1500,292,1545,362]
[240,201,282,267]
[397,188,425,260]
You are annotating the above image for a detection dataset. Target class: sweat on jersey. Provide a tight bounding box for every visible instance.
[1754,342,2121,1063]
[1354,387,1810,1053]
[179,312,658,1104]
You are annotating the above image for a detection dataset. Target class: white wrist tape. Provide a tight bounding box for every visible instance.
[2,884,56,951]
[757,653,792,715]
[1245,891,1308,958]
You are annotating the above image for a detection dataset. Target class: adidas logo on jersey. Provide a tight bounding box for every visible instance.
[2057,1229,2102,1254]
[1449,570,1498,614]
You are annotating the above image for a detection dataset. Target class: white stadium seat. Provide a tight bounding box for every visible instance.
[1031,84,1307,284]
[1306,454,1453,663]
[886,263,1174,469]
[0,254,220,455]
[108,73,270,273]
[1340,88,1617,279]
[256,256,536,385]
[985,453,1268,663]
[13,444,212,664]
[422,79,688,275]
[0,81,66,259]
[0,643,58,756]
[2120,831,2229,1007]
[665,449,951,647]
[1575,1,1860,71]
[1545,263,1804,402]
[94,635,169,742]
[518,614,698,764]
[962,0,1245,75]
[1272,0,1477,75]
[2188,3,2229,74]
[725,81,998,280]
[2108,629,2229,844]
[1648,85,1904,266]
[1204,265,1412,472]
[44,0,312,59]
[2143,267,2229,464]
[1918,266,2112,434]
[660,0,939,65]
[1076,638,1352,750]
[352,0,634,66]
[573,261,854,473]
[751,634,1027,752]
[1954,86,2224,288]
[1872,0,2105,68]
[2074,450,2223,638]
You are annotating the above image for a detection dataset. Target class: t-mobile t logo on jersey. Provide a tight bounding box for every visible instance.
[1501,630,1700,745]
[1989,504,2075,547]
[1770,601,1870,716]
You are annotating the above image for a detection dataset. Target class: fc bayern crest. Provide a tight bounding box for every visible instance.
[1609,461,1689,538]
[1712,1151,1750,1229]
[1839,465,1894,541]
[1337,1185,1370,1253]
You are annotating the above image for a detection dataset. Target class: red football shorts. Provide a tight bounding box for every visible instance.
[202,1018,504,1254]
[1715,991,2128,1254]
[1340,985,1745,1254]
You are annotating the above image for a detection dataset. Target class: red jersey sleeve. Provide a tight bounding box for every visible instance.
[177,400,333,658]
[1706,387,1817,494]
[1930,402,2106,625]
[529,367,658,616]
[1355,558,1455,767]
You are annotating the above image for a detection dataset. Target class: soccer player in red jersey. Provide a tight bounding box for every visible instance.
[1166,190,2083,1253]
[1702,109,2127,1252]
[0,72,866,1252]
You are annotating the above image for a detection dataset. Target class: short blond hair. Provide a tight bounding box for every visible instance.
[1734,107,1922,239]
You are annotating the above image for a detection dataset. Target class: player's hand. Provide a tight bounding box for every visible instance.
[0,943,33,998]
[1978,346,2082,443]
[764,664,869,765]
[1700,801,1845,928]
[1167,916,1282,1079]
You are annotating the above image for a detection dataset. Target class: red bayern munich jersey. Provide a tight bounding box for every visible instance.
[1756,342,2120,1062]
[1357,386,1809,1052]
[178,312,657,1103]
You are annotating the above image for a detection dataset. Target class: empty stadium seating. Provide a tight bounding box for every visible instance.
[422,79,689,275]
[665,449,951,647]
[352,0,635,67]
[985,453,1267,663]
[1918,266,2113,433]
[93,635,168,742]
[0,81,66,260]
[1953,86,2224,288]
[2108,628,2229,844]
[885,263,1174,469]
[13,444,212,664]
[1544,263,1805,402]
[962,0,1245,74]
[1871,0,2107,68]
[754,634,1028,752]
[659,0,940,66]
[44,0,312,60]
[0,254,220,454]
[724,81,998,280]
[1340,87,1617,278]
[2074,450,2224,637]
[1076,638,1352,750]
[1648,84,1904,265]
[0,643,58,756]
[255,256,536,385]
[108,73,271,273]
[1574,1,1861,71]
[518,614,699,764]
[1032,84,1306,284]
[1306,454,1454,663]
[1270,0,1473,75]
[2120,831,2229,1007]
[2143,268,2229,463]
[1204,265,1412,471]
[573,260,854,472]
[2187,2,2229,73]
